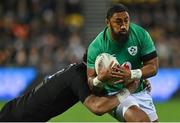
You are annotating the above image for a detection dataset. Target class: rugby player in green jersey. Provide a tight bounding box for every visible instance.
[87,4,159,122]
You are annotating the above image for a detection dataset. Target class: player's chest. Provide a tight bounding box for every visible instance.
[104,40,141,66]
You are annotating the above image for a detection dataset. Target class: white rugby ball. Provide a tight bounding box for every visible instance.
[95,53,119,74]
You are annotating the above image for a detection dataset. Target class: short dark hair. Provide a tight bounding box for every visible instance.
[106,4,129,19]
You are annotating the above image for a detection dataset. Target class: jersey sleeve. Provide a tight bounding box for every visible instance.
[76,79,91,103]
[70,63,91,103]
[87,35,103,69]
[139,29,157,61]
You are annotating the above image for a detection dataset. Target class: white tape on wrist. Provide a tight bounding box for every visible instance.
[116,88,130,103]
[130,69,142,79]
[93,77,102,86]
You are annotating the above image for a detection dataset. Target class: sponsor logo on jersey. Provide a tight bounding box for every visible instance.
[128,46,138,56]
[122,61,132,70]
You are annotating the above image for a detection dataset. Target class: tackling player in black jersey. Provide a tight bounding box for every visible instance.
[0,55,149,122]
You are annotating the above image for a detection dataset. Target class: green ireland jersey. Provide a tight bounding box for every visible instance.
[87,23,157,95]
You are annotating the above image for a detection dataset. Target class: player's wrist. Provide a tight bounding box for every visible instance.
[130,69,142,79]
[93,77,104,87]
[116,88,130,103]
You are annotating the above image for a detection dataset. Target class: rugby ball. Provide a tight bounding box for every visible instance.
[95,53,119,74]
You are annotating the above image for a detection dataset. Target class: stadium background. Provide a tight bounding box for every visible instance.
[0,0,180,121]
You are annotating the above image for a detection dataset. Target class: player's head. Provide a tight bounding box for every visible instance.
[106,4,130,44]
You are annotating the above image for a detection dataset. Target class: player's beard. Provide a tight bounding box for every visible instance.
[110,24,129,44]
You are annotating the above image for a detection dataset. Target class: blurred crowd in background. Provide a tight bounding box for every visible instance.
[126,0,180,68]
[0,0,85,75]
[0,0,180,76]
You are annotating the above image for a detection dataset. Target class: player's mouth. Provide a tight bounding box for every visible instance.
[119,30,127,34]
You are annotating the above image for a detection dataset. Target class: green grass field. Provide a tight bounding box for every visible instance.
[0,98,180,122]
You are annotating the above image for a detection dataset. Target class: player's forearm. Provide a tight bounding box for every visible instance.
[141,57,159,79]
[88,77,104,92]
[92,96,119,115]
[87,68,105,91]
[130,57,158,80]
[84,88,132,116]
[141,64,157,79]
[87,77,95,90]
[83,95,119,116]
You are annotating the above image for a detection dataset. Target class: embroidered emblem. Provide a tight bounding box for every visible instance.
[128,46,138,56]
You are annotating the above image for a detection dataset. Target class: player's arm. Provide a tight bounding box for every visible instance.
[140,56,159,79]
[87,67,106,92]
[113,55,158,79]
[87,68,98,90]
[86,41,104,91]
[87,61,117,91]
[83,80,140,116]
[83,94,119,116]
[87,37,108,91]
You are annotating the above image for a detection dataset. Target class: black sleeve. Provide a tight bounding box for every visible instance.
[70,63,91,103]
[0,65,78,122]
[140,51,158,62]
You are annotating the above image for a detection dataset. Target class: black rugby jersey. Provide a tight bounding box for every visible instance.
[0,62,91,121]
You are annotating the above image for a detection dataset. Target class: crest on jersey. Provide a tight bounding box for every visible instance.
[128,46,138,56]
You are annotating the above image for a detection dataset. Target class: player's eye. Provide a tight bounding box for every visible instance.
[124,18,129,23]
[113,20,122,25]
[116,21,121,25]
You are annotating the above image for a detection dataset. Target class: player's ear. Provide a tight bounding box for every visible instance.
[106,18,110,27]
